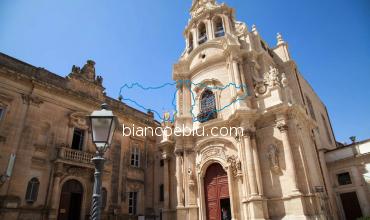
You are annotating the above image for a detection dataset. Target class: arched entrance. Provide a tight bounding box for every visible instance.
[58,179,83,220]
[204,163,231,220]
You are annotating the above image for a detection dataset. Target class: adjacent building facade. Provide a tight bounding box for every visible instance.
[0,53,162,220]
[325,139,370,220]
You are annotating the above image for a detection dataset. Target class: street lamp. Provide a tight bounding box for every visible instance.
[89,103,117,220]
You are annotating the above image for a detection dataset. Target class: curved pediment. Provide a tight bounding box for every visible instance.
[196,136,237,152]
[69,111,90,130]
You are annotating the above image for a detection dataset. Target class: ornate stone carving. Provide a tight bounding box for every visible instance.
[281,73,288,87]
[196,145,227,170]
[267,144,280,172]
[242,128,255,138]
[81,60,96,82]
[21,94,43,106]
[254,66,288,96]
[264,66,280,88]
[227,155,241,177]
[69,112,89,129]
[66,166,90,177]
[71,65,81,75]
[191,0,218,18]
[187,168,196,189]
[277,122,288,133]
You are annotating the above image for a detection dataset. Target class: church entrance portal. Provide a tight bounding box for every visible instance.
[204,163,231,220]
[58,180,83,220]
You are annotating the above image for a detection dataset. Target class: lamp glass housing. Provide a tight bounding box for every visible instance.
[90,105,116,152]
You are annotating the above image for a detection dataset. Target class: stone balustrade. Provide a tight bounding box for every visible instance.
[57,147,94,164]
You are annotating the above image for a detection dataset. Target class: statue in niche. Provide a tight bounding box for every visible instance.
[267,144,280,172]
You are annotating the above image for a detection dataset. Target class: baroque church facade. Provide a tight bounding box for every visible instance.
[0,0,370,220]
[159,0,370,220]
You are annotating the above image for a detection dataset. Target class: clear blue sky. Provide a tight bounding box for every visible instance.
[0,0,369,143]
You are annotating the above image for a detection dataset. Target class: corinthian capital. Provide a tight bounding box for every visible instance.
[242,128,255,138]
[277,122,288,132]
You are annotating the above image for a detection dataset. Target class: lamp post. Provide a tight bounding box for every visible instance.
[89,103,117,220]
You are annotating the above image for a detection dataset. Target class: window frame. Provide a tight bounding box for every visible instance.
[337,172,352,186]
[198,89,217,123]
[25,177,40,203]
[130,145,140,168]
[0,107,4,121]
[213,16,225,38]
[128,191,138,215]
[198,22,208,45]
[71,128,85,151]
[159,184,164,202]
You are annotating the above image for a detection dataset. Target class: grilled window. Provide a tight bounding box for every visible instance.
[337,172,352,185]
[25,178,40,203]
[198,90,217,123]
[131,146,140,168]
[128,192,138,215]
[71,128,84,150]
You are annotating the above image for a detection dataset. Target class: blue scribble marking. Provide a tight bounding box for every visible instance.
[118,80,248,122]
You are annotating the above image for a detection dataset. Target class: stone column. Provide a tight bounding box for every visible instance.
[206,19,214,40]
[242,129,258,197]
[175,150,184,207]
[227,166,237,220]
[162,153,170,210]
[277,119,300,194]
[182,79,192,118]
[251,137,263,196]
[49,163,63,220]
[231,58,242,95]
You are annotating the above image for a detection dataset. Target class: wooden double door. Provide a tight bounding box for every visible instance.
[340,191,363,220]
[204,163,231,220]
[58,180,83,220]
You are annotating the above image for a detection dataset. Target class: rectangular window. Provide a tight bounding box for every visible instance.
[160,159,164,167]
[128,192,138,215]
[71,128,84,150]
[337,172,352,185]
[130,146,140,168]
[159,184,164,202]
